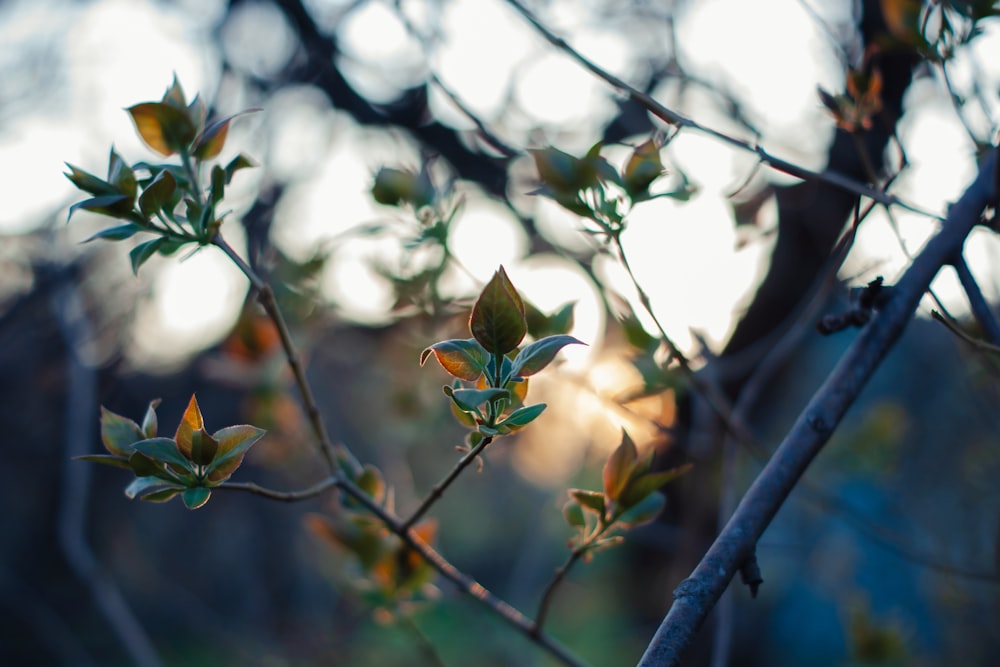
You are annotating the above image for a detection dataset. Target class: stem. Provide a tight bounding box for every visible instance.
[336,477,587,667]
[212,234,338,471]
[401,435,493,531]
[533,546,585,633]
[220,477,339,501]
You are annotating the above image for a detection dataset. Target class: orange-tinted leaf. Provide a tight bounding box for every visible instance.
[470,266,526,355]
[623,139,664,198]
[140,399,161,439]
[175,394,205,459]
[357,464,386,504]
[100,406,143,456]
[206,424,266,482]
[127,102,197,156]
[193,110,258,160]
[603,431,639,504]
[189,428,219,466]
[420,338,489,381]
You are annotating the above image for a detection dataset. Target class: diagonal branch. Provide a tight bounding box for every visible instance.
[637,152,997,666]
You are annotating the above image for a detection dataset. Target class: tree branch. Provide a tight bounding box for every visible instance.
[637,152,998,666]
[401,436,493,531]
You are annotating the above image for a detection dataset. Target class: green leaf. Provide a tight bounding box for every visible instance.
[448,387,509,412]
[107,148,137,200]
[127,102,198,156]
[100,406,144,456]
[470,266,526,356]
[224,153,257,183]
[510,334,585,378]
[125,476,172,500]
[67,194,132,222]
[205,424,266,483]
[603,431,639,504]
[182,487,211,509]
[622,139,664,198]
[530,146,587,193]
[614,491,666,528]
[563,500,586,528]
[129,237,167,275]
[142,487,184,503]
[210,164,226,205]
[139,169,177,217]
[74,454,131,469]
[64,164,119,196]
[568,489,606,516]
[620,310,658,351]
[128,451,173,480]
[620,463,692,510]
[141,399,161,439]
[357,464,386,503]
[82,224,144,243]
[420,338,490,381]
[189,428,219,467]
[496,403,546,433]
[132,437,195,473]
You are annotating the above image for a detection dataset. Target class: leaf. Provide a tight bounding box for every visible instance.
[128,451,172,479]
[64,164,119,196]
[614,491,666,528]
[563,500,586,528]
[74,454,131,469]
[174,394,205,460]
[420,338,490,381]
[141,399,161,439]
[139,169,177,217]
[129,237,168,275]
[205,424,266,482]
[224,153,257,183]
[569,489,606,516]
[510,334,585,377]
[132,438,195,473]
[496,403,546,433]
[142,487,184,503]
[210,164,226,205]
[603,431,639,504]
[182,487,211,510]
[100,406,144,456]
[530,146,586,193]
[623,139,664,198]
[193,110,259,159]
[447,387,509,413]
[125,476,172,500]
[357,464,386,503]
[82,224,144,243]
[189,428,219,467]
[620,463,692,510]
[107,148,137,200]
[470,267,526,355]
[67,194,132,222]
[127,102,197,156]
[162,74,188,109]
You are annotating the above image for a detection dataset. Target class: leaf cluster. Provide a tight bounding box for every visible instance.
[64,76,257,274]
[420,266,584,440]
[80,395,265,509]
[562,432,691,558]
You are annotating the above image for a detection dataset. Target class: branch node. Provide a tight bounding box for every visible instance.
[738,552,763,599]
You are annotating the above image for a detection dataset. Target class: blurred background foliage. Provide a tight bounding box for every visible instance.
[2,0,1000,665]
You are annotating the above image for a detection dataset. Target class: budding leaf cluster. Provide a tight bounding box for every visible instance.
[563,432,691,557]
[64,76,257,274]
[79,395,265,509]
[420,266,584,439]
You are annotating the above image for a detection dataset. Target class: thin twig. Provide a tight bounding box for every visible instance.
[220,477,340,501]
[504,0,941,220]
[637,152,997,667]
[212,234,339,471]
[334,477,588,667]
[931,309,1000,354]
[533,547,585,633]
[953,255,1000,345]
[401,436,493,531]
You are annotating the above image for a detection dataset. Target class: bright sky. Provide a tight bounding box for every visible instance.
[3,0,1000,472]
